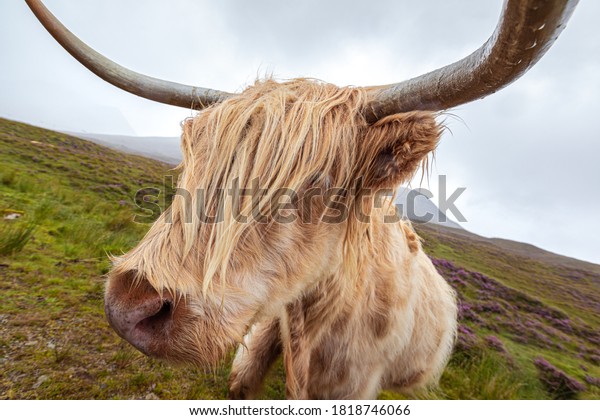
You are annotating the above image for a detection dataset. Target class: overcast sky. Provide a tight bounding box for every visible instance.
[1,0,599,264]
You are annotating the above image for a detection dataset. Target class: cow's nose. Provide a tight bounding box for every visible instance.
[104,271,174,356]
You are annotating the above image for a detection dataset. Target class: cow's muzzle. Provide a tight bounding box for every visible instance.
[104,271,178,357]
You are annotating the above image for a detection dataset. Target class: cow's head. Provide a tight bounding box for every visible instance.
[26,0,578,365]
[105,80,443,364]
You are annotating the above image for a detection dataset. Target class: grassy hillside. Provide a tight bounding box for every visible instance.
[1,118,598,399]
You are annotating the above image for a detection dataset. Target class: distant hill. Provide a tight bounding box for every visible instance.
[395,187,463,230]
[64,131,182,165]
[421,223,600,278]
[1,117,598,399]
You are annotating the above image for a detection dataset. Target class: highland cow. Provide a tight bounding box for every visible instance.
[108,80,457,399]
[26,0,578,399]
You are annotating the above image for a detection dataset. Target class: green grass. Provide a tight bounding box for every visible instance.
[0,222,35,256]
[0,117,598,399]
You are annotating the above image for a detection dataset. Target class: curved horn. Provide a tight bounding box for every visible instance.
[363,0,578,123]
[25,0,234,109]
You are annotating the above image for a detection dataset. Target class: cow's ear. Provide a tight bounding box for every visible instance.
[360,111,441,190]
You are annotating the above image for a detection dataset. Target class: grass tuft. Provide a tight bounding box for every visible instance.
[0,222,36,255]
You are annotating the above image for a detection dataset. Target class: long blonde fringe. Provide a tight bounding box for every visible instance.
[176,79,376,294]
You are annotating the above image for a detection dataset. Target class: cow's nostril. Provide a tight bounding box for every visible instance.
[136,300,173,333]
[105,270,180,356]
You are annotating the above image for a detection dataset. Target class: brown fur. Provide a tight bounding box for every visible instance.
[105,78,457,399]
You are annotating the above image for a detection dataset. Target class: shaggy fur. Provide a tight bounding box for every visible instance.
[105,79,457,399]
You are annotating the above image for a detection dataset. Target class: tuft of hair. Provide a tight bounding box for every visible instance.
[166,78,441,294]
